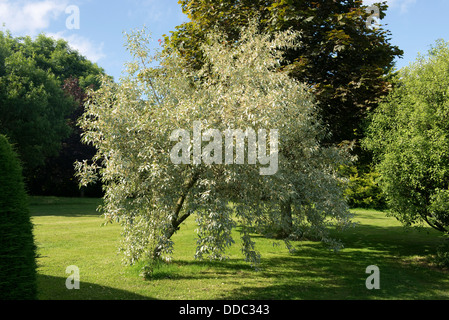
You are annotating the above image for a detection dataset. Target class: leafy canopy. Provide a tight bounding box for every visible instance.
[77,23,353,268]
[164,0,403,145]
[364,39,449,234]
[0,31,105,174]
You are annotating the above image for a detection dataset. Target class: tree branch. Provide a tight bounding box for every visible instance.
[153,169,201,259]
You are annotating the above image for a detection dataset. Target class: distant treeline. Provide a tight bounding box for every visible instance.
[0,31,107,197]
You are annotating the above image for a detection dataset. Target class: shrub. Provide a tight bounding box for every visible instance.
[363,40,449,234]
[433,239,449,269]
[0,135,37,300]
[341,165,386,209]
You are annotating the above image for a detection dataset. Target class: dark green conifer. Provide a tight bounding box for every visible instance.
[0,135,37,300]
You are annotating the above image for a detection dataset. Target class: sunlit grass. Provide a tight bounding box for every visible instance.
[30,197,449,300]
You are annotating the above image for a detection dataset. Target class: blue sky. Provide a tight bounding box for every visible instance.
[0,0,447,81]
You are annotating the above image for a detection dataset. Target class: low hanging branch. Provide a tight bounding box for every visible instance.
[77,22,352,268]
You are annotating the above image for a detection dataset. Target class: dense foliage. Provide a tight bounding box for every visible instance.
[164,0,403,146]
[28,77,103,197]
[0,31,105,195]
[0,33,74,171]
[0,135,37,300]
[364,39,449,234]
[77,24,353,269]
[340,164,385,209]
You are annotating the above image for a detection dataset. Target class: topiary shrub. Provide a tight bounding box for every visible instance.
[0,135,37,300]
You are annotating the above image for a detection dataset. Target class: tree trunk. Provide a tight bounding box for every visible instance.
[152,170,201,259]
[275,199,293,239]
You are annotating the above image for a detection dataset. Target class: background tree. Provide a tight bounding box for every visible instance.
[0,44,74,171]
[12,33,104,88]
[164,0,403,147]
[164,0,402,215]
[0,31,105,194]
[0,135,37,300]
[28,77,103,197]
[77,24,353,271]
[364,39,449,235]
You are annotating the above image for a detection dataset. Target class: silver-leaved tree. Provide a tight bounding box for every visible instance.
[76,22,353,270]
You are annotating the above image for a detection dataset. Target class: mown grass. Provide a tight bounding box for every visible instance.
[30,197,449,300]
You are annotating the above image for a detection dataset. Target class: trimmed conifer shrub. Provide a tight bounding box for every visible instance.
[0,135,37,300]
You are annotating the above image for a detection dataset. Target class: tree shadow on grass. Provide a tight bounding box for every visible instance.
[145,258,255,281]
[152,223,449,300]
[29,197,103,217]
[37,275,155,300]
[219,224,449,300]
[334,223,444,257]
[220,250,449,300]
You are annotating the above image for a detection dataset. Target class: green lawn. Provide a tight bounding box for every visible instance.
[30,196,449,300]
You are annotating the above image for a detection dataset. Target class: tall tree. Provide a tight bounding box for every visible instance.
[364,39,449,235]
[28,77,103,197]
[0,43,74,171]
[13,33,105,88]
[164,0,403,146]
[0,31,105,192]
[77,24,353,271]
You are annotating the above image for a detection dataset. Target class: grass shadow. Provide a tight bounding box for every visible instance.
[29,196,103,217]
[133,258,255,281]
[216,222,448,300]
[220,244,449,300]
[37,274,154,300]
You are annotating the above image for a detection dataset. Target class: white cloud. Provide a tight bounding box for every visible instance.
[48,32,106,63]
[0,0,69,34]
[363,0,417,14]
[0,1,106,63]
